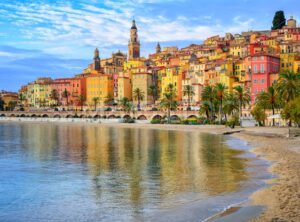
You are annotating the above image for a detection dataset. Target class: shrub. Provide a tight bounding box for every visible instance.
[251,106,266,126]
[226,114,240,129]
[105,107,112,111]
[151,119,161,124]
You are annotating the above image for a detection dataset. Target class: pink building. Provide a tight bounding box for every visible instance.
[249,54,280,103]
[51,77,86,106]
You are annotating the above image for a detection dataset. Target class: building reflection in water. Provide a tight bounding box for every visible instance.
[18,123,248,214]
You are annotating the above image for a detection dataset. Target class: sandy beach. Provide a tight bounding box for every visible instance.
[0,118,299,221]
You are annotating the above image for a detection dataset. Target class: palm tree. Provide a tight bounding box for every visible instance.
[183,85,195,111]
[215,83,227,124]
[50,89,59,107]
[202,85,216,122]
[0,96,5,111]
[62,88,70,109]
[120,97,130,111]
[78,94,85,111]
[148,85,159,105]
[104,94,114,106]
[223,93,239,121]
[160,89,177,124]
[133,88,145,111]
[199,101,211,119]
[256,86,279,126]
[18,93,26,107]
[92,97,100,111]
[276,70,300,103]
[233,85,251,123]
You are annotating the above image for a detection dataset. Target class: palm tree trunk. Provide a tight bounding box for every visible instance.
[219,99,223,124]
[187,94,190,111]
[239,100,242,126]
[168,108,171,124]
[210,99,214,123]
[272,104,275,127]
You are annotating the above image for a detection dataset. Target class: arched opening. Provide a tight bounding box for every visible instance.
[137,115,147,120]
[170,115,180,121]
[93,115,101,119]
[0,114,6,117]
[66,115,74,118]
[9,114,15,117]
[31,114,36,118]
[188,115,197,119]
[79,115,86,118]
[152,115,162,120]
[42,114,49,118]
[123,115,131,119]
[20,114,26,118]
[108,115,116,119]
[53,115,61,118]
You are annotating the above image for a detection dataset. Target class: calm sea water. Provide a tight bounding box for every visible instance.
[0,122,269,222]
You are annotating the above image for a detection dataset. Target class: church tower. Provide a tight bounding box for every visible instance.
[94,48,101,71]
[128,20,140,60]
[156,42,161,54]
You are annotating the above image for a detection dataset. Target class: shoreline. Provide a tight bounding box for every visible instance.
[1,118,299,221]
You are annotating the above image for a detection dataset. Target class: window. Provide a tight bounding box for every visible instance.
[261,79,265,83]
[260,64,265,73]
[261,56,264,61]
[254,79,257,83]
[254,64,258,73]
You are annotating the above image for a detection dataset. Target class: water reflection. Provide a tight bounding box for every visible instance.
[0,123,249,220]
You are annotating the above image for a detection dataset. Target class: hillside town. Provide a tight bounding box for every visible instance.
[1,12,300,126]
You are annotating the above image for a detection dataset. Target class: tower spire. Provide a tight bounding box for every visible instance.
[156,42,161,54]
[128,19,140,60]
[93,48,101,71]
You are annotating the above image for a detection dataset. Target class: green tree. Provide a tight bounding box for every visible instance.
[92,97,100,111]
[276,71,300,103]
[281,97,300,127]
[160,85,177,124]
[199,101,211,119]
[50,89,59,106]
[183,85,195,111]
[78,94,85,111]
[0,96,5,111]
[148,85,159,105]
[133,88,145,111]
[18,93,26,107]
[255,86,279,126]
[62,88,70,109]
[272,10,286,30]
[8,101,17,111]
[251,106,267,126]
[104,94,114,106]
[233,85,251,123]
[202,85,216,122]
[215,83,227,124]
[223,93,239,120]
[120,97,130,111]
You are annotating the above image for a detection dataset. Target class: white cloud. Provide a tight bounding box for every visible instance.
[0,1,255,58]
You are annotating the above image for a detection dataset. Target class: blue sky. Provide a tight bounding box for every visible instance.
[0,0,299,91]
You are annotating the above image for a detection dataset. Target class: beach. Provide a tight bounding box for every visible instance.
[0,118,299,221]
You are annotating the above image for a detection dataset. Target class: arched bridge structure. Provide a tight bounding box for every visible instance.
[0,110,200,121]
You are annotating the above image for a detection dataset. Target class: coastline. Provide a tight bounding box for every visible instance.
[1,118,299,221]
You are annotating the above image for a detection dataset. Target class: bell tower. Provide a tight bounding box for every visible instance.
[156,42,161,54]
[128,20,140,60]
[94,48,101,71]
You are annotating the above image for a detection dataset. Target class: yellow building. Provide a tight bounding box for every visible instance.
[279,43,298,72]
[86,74,114,107]
[161,66,183,101]
[132,71,153,106]
[117,76,132,101]
[30,78,52,108]
[217,61,235,91]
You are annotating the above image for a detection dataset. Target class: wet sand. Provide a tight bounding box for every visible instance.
[233,129,300,222]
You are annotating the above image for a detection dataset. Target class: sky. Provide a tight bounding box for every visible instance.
[0,0,299,91]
